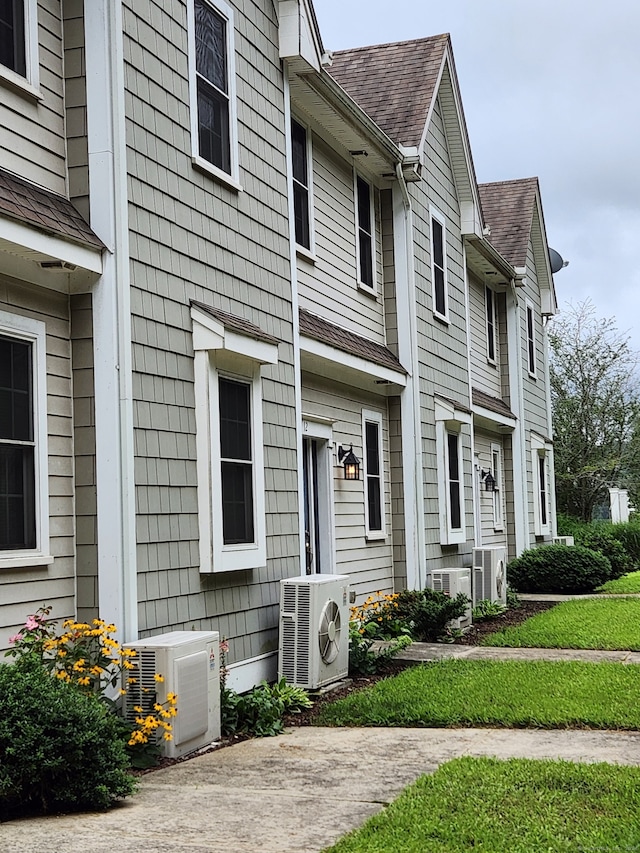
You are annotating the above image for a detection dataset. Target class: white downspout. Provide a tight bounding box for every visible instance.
[394,165,426,590]
[85,0,137,640]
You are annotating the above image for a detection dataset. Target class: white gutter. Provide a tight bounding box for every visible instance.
[393,164,426,590]
[283,66,307,573]
[85,0,137,641]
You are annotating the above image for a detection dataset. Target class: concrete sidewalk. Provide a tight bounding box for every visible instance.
[4,725,640,853]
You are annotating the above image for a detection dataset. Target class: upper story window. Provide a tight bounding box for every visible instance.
[356,175,375,292]
[189,0,239,185]
[430,209,448,321]
[291,118,312,251]
[526,301,537,377]
[486,286,496,363]
[0,1,26,77]
[362,409,385,538]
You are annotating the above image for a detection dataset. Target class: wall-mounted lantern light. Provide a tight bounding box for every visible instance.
[481,469,496,492]
[338,445,360,481]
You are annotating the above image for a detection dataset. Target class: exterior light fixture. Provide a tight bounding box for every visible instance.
[338,445,360,481]
[481,469,496,492]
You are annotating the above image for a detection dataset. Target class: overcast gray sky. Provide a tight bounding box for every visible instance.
[314,0,640,351]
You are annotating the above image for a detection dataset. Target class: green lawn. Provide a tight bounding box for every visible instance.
[323,757,640,853]
[482,597,640,650]
[598,570,640,594]
[315,659,640,729]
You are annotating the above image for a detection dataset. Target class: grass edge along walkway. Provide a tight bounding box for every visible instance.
[482,596,640,650]
[322,756,640,853]
[315,659,640,730]
[598,570,640,594]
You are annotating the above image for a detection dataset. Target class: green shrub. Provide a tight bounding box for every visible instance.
[577,529,631,580]
[555,512,590,539]
[0,659,135,819]
[392,588,470,642]
[507,545,611,593]
[348,632,411,676]
[607,522,640,566]
[472,599,506,621]
[221,678,313,738]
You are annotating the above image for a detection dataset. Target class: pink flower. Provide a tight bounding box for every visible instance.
[24,616,39,630]
[8,634,22,645]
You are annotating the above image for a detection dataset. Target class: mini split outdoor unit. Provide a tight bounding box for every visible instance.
[278,574,350,690]
[428,568,472,630]
[553,536,575,546]
[472,546,507,607]
[123,630,220,759]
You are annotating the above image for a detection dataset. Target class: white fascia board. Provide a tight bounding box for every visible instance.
[0,218,103,273]
[472,404,516,430]
[434,395,472,426]
[278,0,322,73]
[300,335,407,389]
[190,306,278,364]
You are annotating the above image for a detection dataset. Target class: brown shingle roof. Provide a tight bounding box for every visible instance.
[299,309,406,374]
[190,301,280,345]
[472,388,516,420]
[328,36,449,148]
[478,178,539,268]
[0,168,103,250]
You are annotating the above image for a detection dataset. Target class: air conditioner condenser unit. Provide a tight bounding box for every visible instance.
[123,630,220,759]
[472,547,507,607]
[428,567,472,630]
[553,536,575,546]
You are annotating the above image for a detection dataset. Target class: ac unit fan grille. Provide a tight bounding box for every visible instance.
[318,599,341,664]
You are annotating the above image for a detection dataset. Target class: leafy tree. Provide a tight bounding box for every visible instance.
[549,300,640,522]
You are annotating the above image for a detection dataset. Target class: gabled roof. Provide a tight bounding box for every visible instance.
[299,309,406,374]
[472,388,516,420]
[190,301,280,345]
[478,178,538,268]
[328,36,448,149]
[0,167,103,250]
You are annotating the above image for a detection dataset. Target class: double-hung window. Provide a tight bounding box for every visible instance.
[356,175,375,291]
[531,433,551,536]
[0,311,50,567]
[0,0,38,91]
[435,398,469,545]
[430,209,448,320]
[362,410,384,538]
[219,378,254,545]
[526,301,537,377]
[486,286,497,363]
[189,0,238,183]
[291,118,311,251]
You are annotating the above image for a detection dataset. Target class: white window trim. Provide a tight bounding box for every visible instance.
[491,441,504,532]
[0,0,40,99]
[526,299,537,378]
[291,115,315,258]
[354,171,376,296]
[435,398,470,545]
[486,285,497,365]
[191,307,277,573]
[187,0,241,190]
[531,433,551,536]
[362,408,385,540]
[429,205,449,323]
[0,309,51,570]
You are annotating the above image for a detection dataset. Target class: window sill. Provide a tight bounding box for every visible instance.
[433,311,450,326]
[192,155,242,193]
[0,553,54,570]
[487,357,497,368]
[528,371,537,380]
[296,245,316,264]
[0,66,42,102]
[357,283,378,299]
[365,531,387,542]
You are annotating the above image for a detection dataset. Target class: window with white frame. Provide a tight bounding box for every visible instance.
[291,118,311,250]
[531,433,551,536]
[189,0,238,182]
[191,305,277,572]
[356,174,375,291]
[526,301,537,377]
[0,310,50,566]
[491,442,504,531]
[430,209,448,320]
[486,286,497,363]
[362,409,384,537]
[0,0,38,90]
[435,398,469,545]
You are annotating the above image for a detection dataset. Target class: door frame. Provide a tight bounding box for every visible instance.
[302,415,336,575]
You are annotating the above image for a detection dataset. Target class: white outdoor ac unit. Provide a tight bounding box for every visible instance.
[472,546,507,607]
[428,568,472,630]
[123,630,220,759]
[278,574,350,690]
[553,536,575,546]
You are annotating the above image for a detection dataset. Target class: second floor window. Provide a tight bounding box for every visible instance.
[431,211,448,319]
[291,119,311,250]
[526,302,537,376]
[0,1,26,77]
[486,286,496,363]
[356,175,374,290]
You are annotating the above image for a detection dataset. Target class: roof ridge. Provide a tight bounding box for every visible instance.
[331,33,449,55]
[479,177,539,189]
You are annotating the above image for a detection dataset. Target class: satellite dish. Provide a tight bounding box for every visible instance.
[549,247,568,273]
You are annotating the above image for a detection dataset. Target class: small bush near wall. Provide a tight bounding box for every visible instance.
[578,530,631,580]
[0,659,135,819]
[508,545,611,594]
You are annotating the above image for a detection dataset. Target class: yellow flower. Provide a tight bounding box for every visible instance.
[163,732,173,741]
[133,705,143,713]
[119,688,127,696]
[122,660,134,670]
[77,676,91,686]
[166,692,177,704]
[154,673,164,683]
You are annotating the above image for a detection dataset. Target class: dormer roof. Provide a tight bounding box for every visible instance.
[478,178,539,269]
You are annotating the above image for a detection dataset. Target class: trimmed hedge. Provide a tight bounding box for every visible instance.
[507,544,611,594]
[578,530,631,580]
[0,658,135,819]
